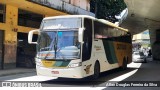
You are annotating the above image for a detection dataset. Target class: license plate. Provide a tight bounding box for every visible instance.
[51,71,59,74]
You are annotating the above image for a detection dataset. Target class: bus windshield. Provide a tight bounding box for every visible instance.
[37,30,81,60]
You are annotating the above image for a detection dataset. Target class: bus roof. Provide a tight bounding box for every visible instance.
[43,15,96,20]
[97,19,128,32]
[43,15,128,32]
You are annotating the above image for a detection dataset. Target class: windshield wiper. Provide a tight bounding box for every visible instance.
[41,32,58,60]
[54,33,58,59]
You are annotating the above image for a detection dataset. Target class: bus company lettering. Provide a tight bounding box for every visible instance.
[94,45,102,51]
[117,44,126,50]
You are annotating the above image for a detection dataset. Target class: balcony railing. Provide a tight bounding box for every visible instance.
[29,0,95,17]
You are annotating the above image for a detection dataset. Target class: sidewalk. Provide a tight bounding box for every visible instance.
[0,68,36,77]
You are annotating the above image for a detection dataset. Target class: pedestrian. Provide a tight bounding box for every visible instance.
[148,49,152,57]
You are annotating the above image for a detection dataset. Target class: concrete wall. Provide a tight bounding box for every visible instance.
[69,0,90,11]
[149,29,156,45]
[30,0,94,17]
[0,0,94,69]
[0,3,58,69]
[133,30,150,40]
[51,0,90,11]
[0,5,36,69]
[3,5,17,69]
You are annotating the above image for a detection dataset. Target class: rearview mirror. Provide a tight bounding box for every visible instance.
[78,28,84,43]
[28,29,39,44]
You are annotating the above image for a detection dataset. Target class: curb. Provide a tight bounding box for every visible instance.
[0,70,36,77]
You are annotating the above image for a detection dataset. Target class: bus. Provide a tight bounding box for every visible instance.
[28,15,132,79]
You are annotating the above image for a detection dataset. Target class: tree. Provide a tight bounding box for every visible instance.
[90,0,127,23]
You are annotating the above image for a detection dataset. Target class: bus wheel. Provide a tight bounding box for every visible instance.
[121,58,127,70]
[92,61,100,79]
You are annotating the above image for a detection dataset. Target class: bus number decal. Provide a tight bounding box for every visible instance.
[94,45,102,51]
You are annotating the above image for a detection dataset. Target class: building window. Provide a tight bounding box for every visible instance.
[0,4,6,23]
[18,9,43,28]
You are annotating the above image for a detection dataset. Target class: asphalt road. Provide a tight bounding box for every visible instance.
[0,60,160,90]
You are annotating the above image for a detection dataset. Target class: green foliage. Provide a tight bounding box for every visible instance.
[90,0,127,22]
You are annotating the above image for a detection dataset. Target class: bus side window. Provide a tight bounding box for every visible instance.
[82,18,92,61]
[94,20,108,39]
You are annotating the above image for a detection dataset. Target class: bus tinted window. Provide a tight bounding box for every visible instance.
[42,18,82,30]
[94,20,127,39]
[82,18,92,61]
[94,21,108,38]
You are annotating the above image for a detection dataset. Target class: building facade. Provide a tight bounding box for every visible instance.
[0,0,94,69]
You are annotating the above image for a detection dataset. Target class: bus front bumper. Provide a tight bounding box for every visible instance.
[36,66,83,79]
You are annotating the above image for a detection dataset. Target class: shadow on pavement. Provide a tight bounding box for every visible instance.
[102,60,160,90]
[41,67,137,87]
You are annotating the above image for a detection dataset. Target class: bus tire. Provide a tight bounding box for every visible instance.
[121,58,127,70]
[92,61,100,79]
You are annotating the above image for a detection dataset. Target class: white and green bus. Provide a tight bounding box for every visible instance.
[28,15,132,79]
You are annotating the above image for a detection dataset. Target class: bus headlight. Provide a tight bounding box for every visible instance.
[68,62,82,68]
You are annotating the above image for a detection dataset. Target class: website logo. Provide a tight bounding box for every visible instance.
[2,82,11,87]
